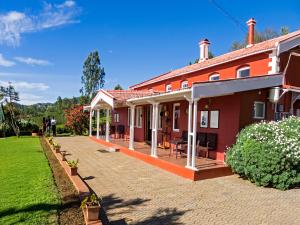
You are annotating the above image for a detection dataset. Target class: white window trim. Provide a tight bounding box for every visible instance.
[254,101,265,119]
[166,84,172,92]
[209,73,220,81]
[237,66,250,78]
[181,81,188,89]
[173,103,180,132]
[114,113,120,123]
[135,106,143,128]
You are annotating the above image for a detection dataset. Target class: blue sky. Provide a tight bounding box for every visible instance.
[0,0,299,104]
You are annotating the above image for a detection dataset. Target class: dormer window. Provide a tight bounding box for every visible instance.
[181,81,188,89]
[209,73,220,81]
[166,84,172,92]
[237,66,250,78]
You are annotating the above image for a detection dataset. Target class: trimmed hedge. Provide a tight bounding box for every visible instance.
[226,116,300,190]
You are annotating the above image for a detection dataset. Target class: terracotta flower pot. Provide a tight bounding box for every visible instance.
[70,167,77,176]
[86,204,100,221]
[61,154,66,161]
[55,147,60,153]
[32,132,38,137]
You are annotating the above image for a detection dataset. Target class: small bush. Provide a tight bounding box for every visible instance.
[226,116,300,190]
[56,124,71,134]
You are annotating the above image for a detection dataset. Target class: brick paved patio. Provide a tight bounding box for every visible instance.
[55,136,300,225]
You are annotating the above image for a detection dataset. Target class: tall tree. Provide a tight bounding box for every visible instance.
[0,83,20,136]
[231,27,290,51]
[114,84,123,90]
[80,50,105,99]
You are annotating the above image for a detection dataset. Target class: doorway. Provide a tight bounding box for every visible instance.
[145,105,152,144]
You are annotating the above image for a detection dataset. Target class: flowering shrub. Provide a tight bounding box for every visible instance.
[65,105,89,135]
[226,116,300,190]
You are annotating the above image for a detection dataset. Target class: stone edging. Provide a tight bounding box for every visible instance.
[43,137,102,225]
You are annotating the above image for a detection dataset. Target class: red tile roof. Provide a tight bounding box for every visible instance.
[130,30,300,89]
[106,90,158,103]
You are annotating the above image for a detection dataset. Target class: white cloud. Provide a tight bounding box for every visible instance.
[14,57,51,66]
[0,80,49,91]
[0,54,15,67]
[0,1,80,46]
[19,93,50,105]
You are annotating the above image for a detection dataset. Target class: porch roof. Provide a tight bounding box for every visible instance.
[90,89,156,109]
[192,74,283,99]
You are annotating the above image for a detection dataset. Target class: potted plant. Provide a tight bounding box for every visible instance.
[61,151,67,161]
[48,137,53,145]
[67,159,79,176]
[53,143,61,153]
[81,193,101,221]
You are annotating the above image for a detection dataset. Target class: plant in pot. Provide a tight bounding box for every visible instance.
[81,193,101,221]
[61,151,67,161]
[53,143,61,153]
[67,159,79,176]
[48,137,53,145]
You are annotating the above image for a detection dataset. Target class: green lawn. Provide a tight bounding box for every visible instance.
[0,137,60,225]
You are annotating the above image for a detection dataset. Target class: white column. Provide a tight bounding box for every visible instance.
[129,105,135,150]
[105,108,110,142]
[89,110,93,136]
[151,103,159,158]
[186,100,193,168]
[96,109,100,139]
[191,98,199,170]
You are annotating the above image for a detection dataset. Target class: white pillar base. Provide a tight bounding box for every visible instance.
[151,154,158,158]
[185,165,199,171]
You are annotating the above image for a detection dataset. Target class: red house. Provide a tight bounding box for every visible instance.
[86,18,300,180]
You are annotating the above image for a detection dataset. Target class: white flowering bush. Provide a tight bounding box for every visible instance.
[226,116,300,190]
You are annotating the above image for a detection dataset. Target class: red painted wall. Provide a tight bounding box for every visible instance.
[133,52,272,92]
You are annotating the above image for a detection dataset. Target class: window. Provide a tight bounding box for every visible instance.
[210,110,219,128]
[209,73,220,81]
[254,101,265,119]
[237,66,250,78]
[173,103,180,131]
[114,113,120,123]
[135,107,143,128]
[181,81,189,89]
[158,105,163,129]
[166,84,172,92]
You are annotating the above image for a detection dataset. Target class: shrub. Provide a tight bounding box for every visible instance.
[226,116,300,190]
[56,124,71,134]
[64,105,89,135]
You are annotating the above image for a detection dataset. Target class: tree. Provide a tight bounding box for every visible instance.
[114,84,123,90]
[80,50,105,99]
[65,105,89,135]
[0,83,20,136]
[231,26,290,51]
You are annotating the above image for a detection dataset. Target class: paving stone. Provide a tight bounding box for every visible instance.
[55,136,300,225]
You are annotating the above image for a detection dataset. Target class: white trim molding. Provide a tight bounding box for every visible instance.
[268,49,280,74]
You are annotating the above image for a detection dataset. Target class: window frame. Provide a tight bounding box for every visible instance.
[237,66,250,78]
[209,73,220,81]
[135,106,143,128]
[166,84,172,92]
[253,101,265,119]
[114,113,120,123]
[158,105,163,130]
[172,103,180,132]
[181,81,189,89]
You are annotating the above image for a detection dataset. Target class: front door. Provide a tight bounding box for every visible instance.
[145,105,152,144]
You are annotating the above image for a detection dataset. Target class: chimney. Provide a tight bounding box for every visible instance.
[199,39,210,62]
[247,18,256,47]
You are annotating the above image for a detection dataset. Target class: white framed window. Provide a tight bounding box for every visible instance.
[181,81,189,89]
[173,103,180,132]
[209,73,220,81]
[254,101,265,119]
[166,84,172,92]
[158,105,163,129]
[127,108,131,126]
[135,107,143,128]
[237,66,250,78]
[114,113,120,123]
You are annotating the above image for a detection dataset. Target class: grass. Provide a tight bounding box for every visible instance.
[0,137,60,225]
